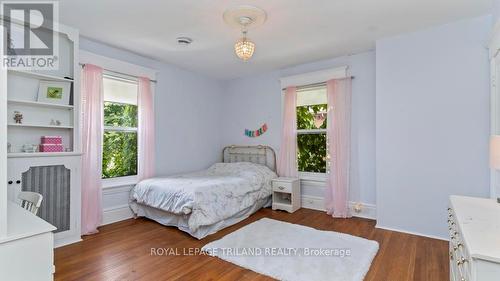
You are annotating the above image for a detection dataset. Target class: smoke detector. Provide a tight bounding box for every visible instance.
[176,37,193,46]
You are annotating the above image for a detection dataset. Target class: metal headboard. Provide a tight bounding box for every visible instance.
[222,145,277,172]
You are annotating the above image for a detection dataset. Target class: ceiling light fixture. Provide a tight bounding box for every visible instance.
[234,17,255,61]
[223,5,267,62]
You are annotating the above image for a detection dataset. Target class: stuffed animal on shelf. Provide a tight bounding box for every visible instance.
[13,111,23,124]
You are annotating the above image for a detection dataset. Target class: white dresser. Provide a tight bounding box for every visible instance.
[448,196,500,281]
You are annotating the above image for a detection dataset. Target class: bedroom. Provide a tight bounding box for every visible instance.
[0,0,499,280]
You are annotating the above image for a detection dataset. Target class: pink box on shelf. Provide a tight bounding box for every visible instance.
[41,136,62,144]
[39,144,63,152]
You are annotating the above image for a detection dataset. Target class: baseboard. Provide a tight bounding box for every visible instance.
[102,204,134,226]
[301,195,377,220]
[54,236,82,248]
[375,224,449,241]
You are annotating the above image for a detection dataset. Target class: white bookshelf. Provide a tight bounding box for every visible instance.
[7,152,82,158]
[7,67,78,155]
[5,22,82,248]
[8,69,74,82]
[8,123,74,129]
[7,99,74,110]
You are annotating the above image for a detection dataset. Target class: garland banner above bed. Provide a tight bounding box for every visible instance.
[245,123,267,137]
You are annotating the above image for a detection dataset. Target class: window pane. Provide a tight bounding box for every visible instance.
[297,133,327,173]
[297,104,328,130]
[103,77,138,105]
[102,131,137,178]
[104,102,138,128]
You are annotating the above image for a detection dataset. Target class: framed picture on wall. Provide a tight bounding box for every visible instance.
[37,81,71,105]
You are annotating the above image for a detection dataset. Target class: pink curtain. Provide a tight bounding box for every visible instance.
[325,78,352,218]
[138,77,155,181]
[277,87,298,177]
[81,64,103,235]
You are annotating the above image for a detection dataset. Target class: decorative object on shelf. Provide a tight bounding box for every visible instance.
[41,136,62,144]
[37,80,71,105]
[245,123,267,137]
[39,144,64,152]
[313,111,327,129]
[40,136,63,152]
[13,111,23,124]
[223,5,267,61]
[50,119,62,126]
[22,144,38,153]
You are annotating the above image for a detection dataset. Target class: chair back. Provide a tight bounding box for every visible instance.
[18,191,43,215]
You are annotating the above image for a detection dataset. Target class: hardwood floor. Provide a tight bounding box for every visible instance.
[55,208,449,281]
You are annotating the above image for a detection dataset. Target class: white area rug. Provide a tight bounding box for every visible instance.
[202,218,379,281]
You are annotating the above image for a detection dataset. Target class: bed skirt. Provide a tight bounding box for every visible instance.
[129,196,272,239]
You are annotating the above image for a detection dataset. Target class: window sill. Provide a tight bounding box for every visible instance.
[298,172,327,182]
[102,175,138,189]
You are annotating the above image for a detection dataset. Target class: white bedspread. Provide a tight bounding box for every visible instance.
[130,162,277,232]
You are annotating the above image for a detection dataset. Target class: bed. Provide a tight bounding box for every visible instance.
[129,145,277,239]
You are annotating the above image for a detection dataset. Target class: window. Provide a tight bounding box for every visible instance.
[102,76,138,179]
[296,86,327,173]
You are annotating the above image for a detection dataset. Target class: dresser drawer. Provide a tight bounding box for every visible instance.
[272,181,293,193]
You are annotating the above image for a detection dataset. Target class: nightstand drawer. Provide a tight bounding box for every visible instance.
[272,181,292,193]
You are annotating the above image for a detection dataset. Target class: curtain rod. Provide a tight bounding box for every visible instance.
[79,63,157,83]
[281,76,355,92]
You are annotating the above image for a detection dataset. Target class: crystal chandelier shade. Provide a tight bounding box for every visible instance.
[234,33,255,61]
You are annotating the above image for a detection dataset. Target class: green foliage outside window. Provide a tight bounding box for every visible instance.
[102,102,138,179]
[297,104,327,173]
[103,102,138,127]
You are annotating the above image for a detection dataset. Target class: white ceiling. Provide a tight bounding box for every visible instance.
[55,0,492,80]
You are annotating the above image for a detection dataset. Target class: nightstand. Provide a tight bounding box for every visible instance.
[271,177,301,213]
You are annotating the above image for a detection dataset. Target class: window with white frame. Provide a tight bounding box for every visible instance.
[102,75,138,179]
[296,85,327,174]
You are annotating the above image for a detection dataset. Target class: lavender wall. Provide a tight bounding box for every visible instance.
[221,51,377,205]
[80,38,224,176]
[376,15,492,239]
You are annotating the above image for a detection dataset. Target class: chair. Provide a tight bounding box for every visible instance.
[18,191,43,215]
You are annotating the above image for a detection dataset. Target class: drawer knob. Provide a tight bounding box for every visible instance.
[16,180,21,184]
[7,181,12,185]
[278,186,285,190]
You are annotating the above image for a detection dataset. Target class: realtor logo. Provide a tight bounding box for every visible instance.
[1,1,59,69]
